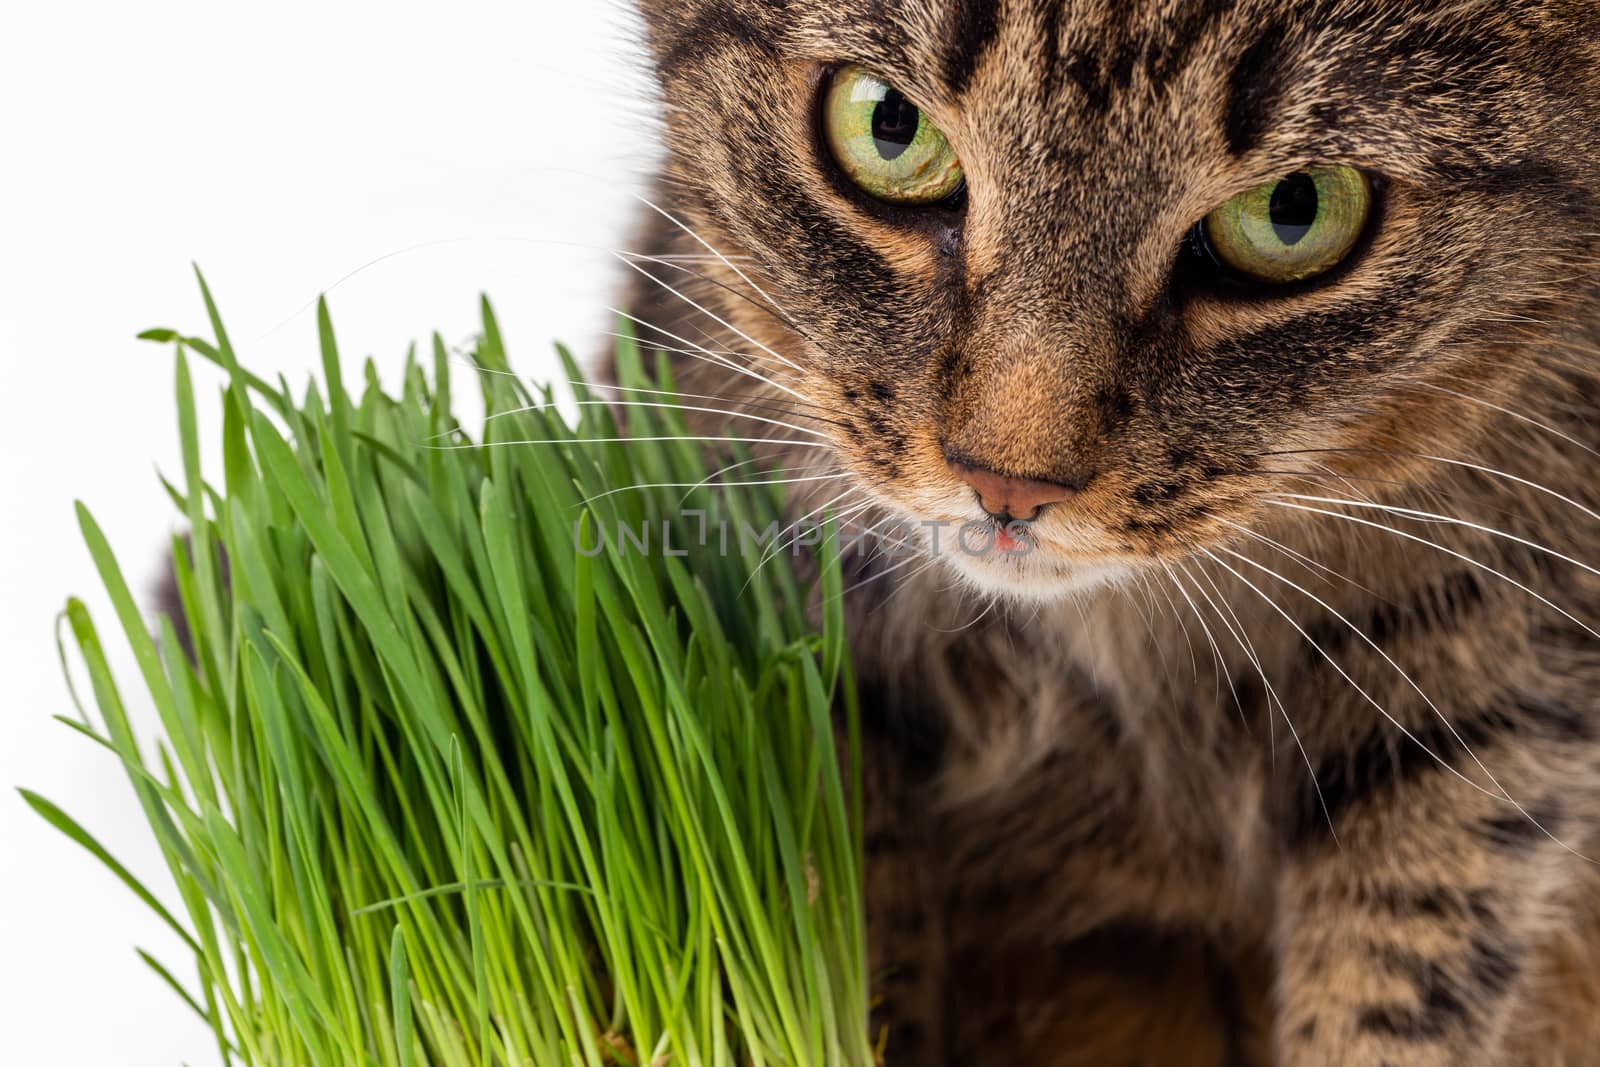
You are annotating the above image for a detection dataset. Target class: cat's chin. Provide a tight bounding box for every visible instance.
[936,549,1132,605]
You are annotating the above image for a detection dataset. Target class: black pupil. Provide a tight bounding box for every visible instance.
[1268,172,1319,245]
[871,89,920,161]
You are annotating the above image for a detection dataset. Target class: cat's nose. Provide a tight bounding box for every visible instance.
[947,459,1077,522]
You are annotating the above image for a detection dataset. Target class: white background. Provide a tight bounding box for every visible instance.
[0,3,653,1062]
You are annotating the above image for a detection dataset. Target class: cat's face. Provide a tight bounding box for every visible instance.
[636,0,1600,600]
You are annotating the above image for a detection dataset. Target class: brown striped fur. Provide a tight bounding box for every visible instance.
[621,1,1600,1063]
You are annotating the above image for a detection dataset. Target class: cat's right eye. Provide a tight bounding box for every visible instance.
[1201,166,1373,284]
[822,65,965,206]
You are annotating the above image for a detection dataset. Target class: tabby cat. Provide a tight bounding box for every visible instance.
[619,1,1600,1064]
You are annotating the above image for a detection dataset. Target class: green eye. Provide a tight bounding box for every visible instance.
[823,65,964,205]
[1202,166,1373,284]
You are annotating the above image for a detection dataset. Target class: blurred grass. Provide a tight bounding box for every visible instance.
[22,275,871,1067]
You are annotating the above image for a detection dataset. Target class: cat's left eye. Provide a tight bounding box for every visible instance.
[1201,166,1373,284]
[823,65,965,206]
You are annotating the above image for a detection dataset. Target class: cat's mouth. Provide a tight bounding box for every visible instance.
[933,519,1135,601]
[830,449,1212,602]
[850,497,1139,603]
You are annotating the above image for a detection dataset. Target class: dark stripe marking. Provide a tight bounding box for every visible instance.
[943,0,1002,95]
[1359,938,1521,1042]
[1223,20,1289,156]
[1144,0,1238,94]
[1286,696,1587,849]
[1472,796,1564,852]
[1358,884,1498,925]
[1300,570,1485,664]
[655,2,770,71]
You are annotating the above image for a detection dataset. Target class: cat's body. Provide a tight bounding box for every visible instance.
[622,2,1600,1063]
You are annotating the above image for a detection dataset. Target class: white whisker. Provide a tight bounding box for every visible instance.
[617,250,814,343]
[1263,447,1600,526]
[1181,556,1330,835]
[1408,381,1600,463]
[615,255,806,375]
[426,434,829,451]
[1163,562,1240,720]
[1178,559,1288,760]
[609,306,783,371]
[565,398,834,442]
[1267,500,1600,645]
[578,467,848,506]
[571,378,840,426]
[1272,493,1600,583]
[607,303,807,399]
[1147,566,1201,684]
[629,191,786,313]
[1213,545,1564,816]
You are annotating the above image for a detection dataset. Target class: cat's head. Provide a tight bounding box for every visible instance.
[633,0,1600,601]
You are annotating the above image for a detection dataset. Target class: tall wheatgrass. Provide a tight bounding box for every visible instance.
[23,275,871,1067]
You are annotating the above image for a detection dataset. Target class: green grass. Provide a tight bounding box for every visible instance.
[22,275,873,1067]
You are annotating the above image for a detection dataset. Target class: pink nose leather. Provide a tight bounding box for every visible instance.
[948,460,1076,521]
